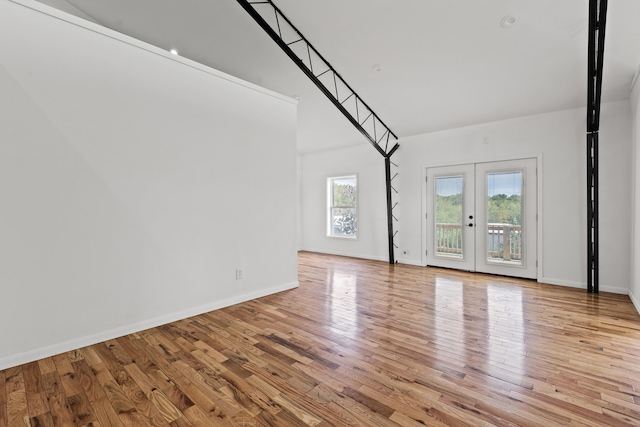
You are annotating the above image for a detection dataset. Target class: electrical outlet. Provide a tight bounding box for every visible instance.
[235,269,243,280]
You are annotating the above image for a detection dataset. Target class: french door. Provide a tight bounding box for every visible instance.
[425,158,537,279]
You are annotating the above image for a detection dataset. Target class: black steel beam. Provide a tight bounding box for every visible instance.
[586,0,607,293]
[587,0,607,133]
[387,143,400,158]
[237,0,401,264]
[236,0,397,158]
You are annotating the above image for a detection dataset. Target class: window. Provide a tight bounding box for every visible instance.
[327,175,358,238]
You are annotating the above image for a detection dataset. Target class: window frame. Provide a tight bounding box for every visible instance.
[327,174,358,240]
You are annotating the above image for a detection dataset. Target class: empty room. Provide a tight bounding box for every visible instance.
[2,0,640,426]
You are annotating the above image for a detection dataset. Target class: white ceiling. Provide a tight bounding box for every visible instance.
[37,0,640,153]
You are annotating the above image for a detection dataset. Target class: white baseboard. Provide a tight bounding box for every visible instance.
[396,258,427,267]
[0,281,298,371]
[540,277,628,295]
[629,291,640,315]
[599,285,630,295]
[301,249,426,266]
[299,248,388,262]
[539,277,585,289]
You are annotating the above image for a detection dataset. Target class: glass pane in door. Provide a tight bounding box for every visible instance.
[486,171,523,265]
[435,176,464,258]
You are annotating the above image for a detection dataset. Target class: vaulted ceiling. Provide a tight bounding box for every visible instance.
[37,0,640,153]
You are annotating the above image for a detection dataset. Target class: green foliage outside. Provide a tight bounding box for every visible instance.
[435,193,463,224]
[487,194,521,225]
[333,183,356,207]
[332,182,357,235]
[436,193,521,225]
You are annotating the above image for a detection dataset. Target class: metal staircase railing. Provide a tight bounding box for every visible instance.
[237,0,401,263]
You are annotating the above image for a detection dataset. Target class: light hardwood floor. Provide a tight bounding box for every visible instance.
[2,251,640,426]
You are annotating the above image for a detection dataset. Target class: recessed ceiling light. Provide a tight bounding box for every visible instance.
[372,64,382,72]
[170,48,179,55]
[500,14,519,29]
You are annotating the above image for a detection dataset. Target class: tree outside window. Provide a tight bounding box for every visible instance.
[327,175,357,238]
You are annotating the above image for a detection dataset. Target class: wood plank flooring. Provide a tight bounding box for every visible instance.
[2,251,640,426]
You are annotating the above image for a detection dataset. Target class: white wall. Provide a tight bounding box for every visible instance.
[630,76,640,311]
[0,0,298,369]
[300,102,632,294]
[300,144,389,260]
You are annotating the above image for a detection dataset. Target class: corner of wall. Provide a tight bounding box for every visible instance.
[629,290,640,317]
[630,72,640,315]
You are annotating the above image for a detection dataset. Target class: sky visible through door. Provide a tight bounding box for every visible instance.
[487,172,522,197]
[436,172,521,197]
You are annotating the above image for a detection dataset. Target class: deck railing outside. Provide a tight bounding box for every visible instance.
[435,223,464,256]
[436,223,522,261]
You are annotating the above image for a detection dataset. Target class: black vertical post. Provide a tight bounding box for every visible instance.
[587,133,593,293]
[586,0,606,293]
[587,133,599,293]
[593,134,599,293]
[385,144,400,265]
[385,156,395,264]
